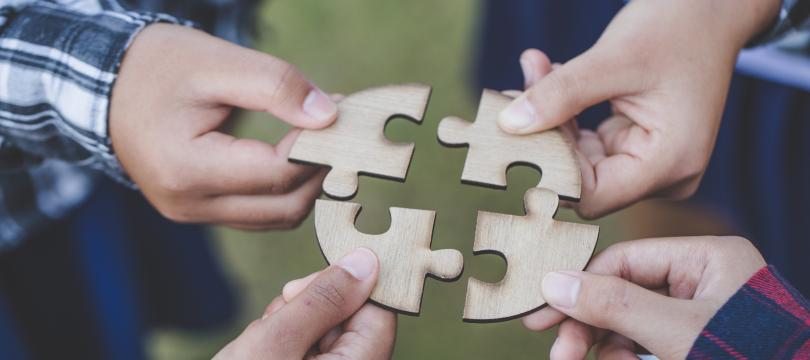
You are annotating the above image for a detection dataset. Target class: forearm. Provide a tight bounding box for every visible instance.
[688,266,810,359]
[0,1,189,184]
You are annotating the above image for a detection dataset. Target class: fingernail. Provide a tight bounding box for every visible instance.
[542,272,580,308]
[303,88,338,124]
[498,98,537,131]
[337,248,377,280]
[520,57,536,87]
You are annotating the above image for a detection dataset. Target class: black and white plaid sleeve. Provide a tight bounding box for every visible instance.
[0,1,191,186]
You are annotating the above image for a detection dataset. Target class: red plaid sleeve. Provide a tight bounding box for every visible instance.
[688,266,810,359]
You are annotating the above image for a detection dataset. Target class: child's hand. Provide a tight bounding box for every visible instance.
[497,0,780,219]
[523,236,766,359]
[110,24,337,229]
[214,248,396,360]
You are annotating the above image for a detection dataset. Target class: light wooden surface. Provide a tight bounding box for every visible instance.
[463,188,598,322]
[437,89,581,200]
[314,199,464,314]
[289,84,431,199]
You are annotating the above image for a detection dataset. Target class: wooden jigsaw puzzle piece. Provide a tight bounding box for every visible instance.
[314,199,463,315]
[289,84,431,200]
[462,188,598,322]
[437,89,582,200]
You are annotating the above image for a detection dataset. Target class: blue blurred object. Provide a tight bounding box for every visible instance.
[477,0,810,294]
[0,179,236,359]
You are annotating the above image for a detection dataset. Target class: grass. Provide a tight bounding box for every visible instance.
[150,1,624,358]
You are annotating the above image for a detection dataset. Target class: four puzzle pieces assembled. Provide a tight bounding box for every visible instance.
[314,199,464,314]
[463,188,599,322]
[298,84,597,320]
[289,84,431,200]
[437,89,582,200]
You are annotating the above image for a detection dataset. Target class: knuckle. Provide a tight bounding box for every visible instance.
[281,202,312,229]
[157,203,194,223]
[677,157,707,181]
[303,281,347,312]
[718,236,755,253]
[263,59,302,106]
[270,176,295,194]
[546,70,585,112]
[587,280,631,328]
[156,172,193,195]
[671,181,700,200]
[575,205,602,221]
[725,235,753,247]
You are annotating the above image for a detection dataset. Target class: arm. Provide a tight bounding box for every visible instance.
[0,1,189,184]
[521,236,810,359]
[496,0,782,218]
[689,266,810,359]
[1,2,338,230]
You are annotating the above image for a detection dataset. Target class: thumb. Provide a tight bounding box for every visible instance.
[205,45,337,129]
[257,248,379,359]
[498,49,626,134]
[542,271,707,359]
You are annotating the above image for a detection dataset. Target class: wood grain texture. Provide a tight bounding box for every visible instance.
[289,84,431,200]
[437,89,581,200]
[314,199,463,314]
[463,188,598,322]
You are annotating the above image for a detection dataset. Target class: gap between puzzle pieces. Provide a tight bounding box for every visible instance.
[295,84,598,322]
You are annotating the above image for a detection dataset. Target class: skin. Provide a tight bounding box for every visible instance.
[111,4,783,358]
[110,24,339,230]
[214,248,397,359]
[503,2,781,356]
[523,236,767,359]
[498,0,781,219]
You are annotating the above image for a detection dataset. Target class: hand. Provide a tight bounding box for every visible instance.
[110,24,338,230]
[214,248,396,359]
[497,0,780,218]
[523,236,766,359]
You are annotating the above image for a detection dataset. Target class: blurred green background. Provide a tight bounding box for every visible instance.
[150,1,625,358]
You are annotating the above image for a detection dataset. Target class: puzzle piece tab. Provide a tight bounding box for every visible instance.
[463,188,598,322]
[437,89,581,200]
[314,199,463,314]
[289,84,431,200]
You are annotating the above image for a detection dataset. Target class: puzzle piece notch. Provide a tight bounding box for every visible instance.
[289,84,432,200]
[314,199,463,315]
[435,116,470,146]
[437,89,582,200]
[462,187,598,322]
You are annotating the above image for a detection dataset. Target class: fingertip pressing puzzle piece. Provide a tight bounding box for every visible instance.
[437,89,582,200]
[314,199,463,314]
[289,84,432,200]
[462,187,598,322]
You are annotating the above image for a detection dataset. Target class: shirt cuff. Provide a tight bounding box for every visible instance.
[687,265,810,359]
[98,12,196,187]
[0,3,194,187]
